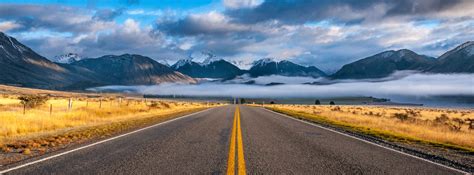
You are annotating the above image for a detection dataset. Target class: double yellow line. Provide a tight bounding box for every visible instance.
[227,106,246,175]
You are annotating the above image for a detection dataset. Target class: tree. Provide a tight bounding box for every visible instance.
[18,95,49,108]
[240,98,246,104]
[270,101,275,104]
[329,101,335,105]
[315,99,321,105]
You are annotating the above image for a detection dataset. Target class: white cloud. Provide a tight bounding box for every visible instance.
[0,21,21,31]
[223,0,263,9]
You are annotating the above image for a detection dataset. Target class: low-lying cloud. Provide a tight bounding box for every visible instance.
[90,73,474,100]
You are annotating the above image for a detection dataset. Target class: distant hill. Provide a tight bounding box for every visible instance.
[70,54,196,85]
[331,49,436,79]
[248,58,327,78]
[427,41,474,73]
[0,32,195,89]
[171,59,243,79]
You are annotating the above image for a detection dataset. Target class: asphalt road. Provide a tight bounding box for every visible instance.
[1,105,465,174]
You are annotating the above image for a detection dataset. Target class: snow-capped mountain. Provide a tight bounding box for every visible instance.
[171,57,243,79]
[52,53,83,64]
[248,58,327,78]
[187,51,224,66]
[171,58,194,70]
[230,59,254,70]
[252,58,276,67]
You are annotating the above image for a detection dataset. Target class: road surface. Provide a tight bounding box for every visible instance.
[1,105,466,174]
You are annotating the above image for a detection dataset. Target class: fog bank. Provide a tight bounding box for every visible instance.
[90,73,473,100]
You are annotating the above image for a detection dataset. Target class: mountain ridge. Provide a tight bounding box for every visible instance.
[249,59,327,78]
[331,49,437,79]
[171,58,244,79]
[0,32,196,89]
[427,41,474,73]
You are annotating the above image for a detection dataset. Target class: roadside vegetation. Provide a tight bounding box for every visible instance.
[0,92,220,164]
[264,104,474,152]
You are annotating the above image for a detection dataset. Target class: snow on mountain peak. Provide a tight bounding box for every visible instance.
[252,58,276,66]
[230,59,254,70]
[190,51,222,66]
[172,58,193,69]
[202,56,223,66]
[52,53,83,64]
[156,59,170,67]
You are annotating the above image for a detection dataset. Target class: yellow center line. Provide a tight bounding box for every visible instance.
[227,106,246,175]
[226,107,237,175]
[236,107,247,175]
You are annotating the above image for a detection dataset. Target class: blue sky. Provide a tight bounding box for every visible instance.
[0,0,473,72]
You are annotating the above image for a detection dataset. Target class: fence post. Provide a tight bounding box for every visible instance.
[68,98,72,111]
[50,104,52,117]
[23,103,26,115]
[99,99,102,109]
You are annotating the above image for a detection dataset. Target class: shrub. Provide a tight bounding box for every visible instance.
[329,101,335,105]
[331,106,341,111]
[160,102,171,108]
[451,118,464,132]
[393,113,409,121]
[18,95,49,108]
[434,114,449,124]
[149,101,160,108]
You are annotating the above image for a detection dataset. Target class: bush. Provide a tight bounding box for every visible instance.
[393,113,409,121]
[331,106,341,111]
[149,101,159,108]
[160,102,171,108]
[18,95,49,108]
[434,114,449,124]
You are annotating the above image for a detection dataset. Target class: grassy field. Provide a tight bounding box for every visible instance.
[0,91,220,162]
[0,95,214,140]
[263,104,474,152]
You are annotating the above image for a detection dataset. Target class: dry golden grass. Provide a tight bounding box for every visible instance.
[264,104,474,151]
[0,95,219,145]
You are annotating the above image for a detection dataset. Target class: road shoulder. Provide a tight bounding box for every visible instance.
[260,106,472,174]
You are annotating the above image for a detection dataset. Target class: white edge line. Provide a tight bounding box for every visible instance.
[261,107,470,175]
[0,107,216,174]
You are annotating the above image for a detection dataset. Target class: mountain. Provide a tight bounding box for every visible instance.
[171,59,243,79]
[0,32,89,89]
[428,41,474,73]
[0,32,195,89]
[230,59,253,70]
[332,49,436,79]
[70,54,196,85]
[51,53,83,64]
[248,58,327,77]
